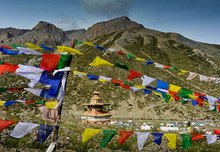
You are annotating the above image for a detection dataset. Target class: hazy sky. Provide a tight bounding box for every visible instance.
[0,0,219,44]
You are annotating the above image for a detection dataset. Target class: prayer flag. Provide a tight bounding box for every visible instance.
[10,122,39,138]
[164,133,177,149]
[151,133,163,145]
[118,130,133,144]
[82,128,101,143]
[89,57,113,67]
[99,130,117,148]
[180,134,192,150]
[135,132,150,151]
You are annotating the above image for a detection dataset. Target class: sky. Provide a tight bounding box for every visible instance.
[0,0,220,44]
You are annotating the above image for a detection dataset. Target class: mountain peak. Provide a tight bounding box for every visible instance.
[32,21,63,33]
[80,16,145,39]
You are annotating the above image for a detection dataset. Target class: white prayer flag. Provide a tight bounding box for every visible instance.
[135,132,150,150]
[10,122,39,138]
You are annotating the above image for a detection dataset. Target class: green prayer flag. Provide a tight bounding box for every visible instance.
[35,100,45,105]
[123,81,134,86]
[170,66,179,71]
[75,39,84,45]
[0,61,4,65]
[57,54,73,69]
[114,62,130,70]
[10,44,24,49]
[0,88,7,92]
[180,134,192,150]
[126,53,136,59]
[178,88,193,98]
[163,93,171,102]
[99,130,117,148]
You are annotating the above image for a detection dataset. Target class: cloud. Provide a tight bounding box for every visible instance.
[80,0,133,18]
[54,16,79,30]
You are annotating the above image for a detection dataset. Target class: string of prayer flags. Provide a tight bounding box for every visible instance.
[77,38,220,83]
[151,132,163,145]
[82,128,101,143]
[164,133,177,149]
[36,124,54,144]
[10,122,39,138]
[118,130,133,144]
[40,44,55,51]
[127,70,142,81]
[135,132,150,151]
[99,130,117,148]
[56,46,83,55]
[0,119,15,132]
[180,134,192,150]
[16,46,42,55]
[114,62,130,70]
[89,56,114,67]
[24,42,42,50]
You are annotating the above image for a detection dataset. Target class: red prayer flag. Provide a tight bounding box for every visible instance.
[0,63,18,75]
[25,100,36,104]
[127,70,142,81]
[196,97,204,106]
[0,119,15,132]
[217,105,220,112]
[8,88,24,91]
[191,134,204,141]
[111,79,123,85]
[118,130,133,144]
[163,65,171,69]
[213,129,220,135]
[40,54,60,72]
[116,50,124,55]
[0,45,13,49]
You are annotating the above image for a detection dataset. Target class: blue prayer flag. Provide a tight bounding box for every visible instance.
[151,133,163,145]
[36,124,54,144]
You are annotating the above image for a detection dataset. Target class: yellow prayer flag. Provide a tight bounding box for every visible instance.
[164,133,177,149]
[189,94,197,100]
[83,41,95,46]
[134,84,145,89]
[89,56,113,67]
[153,91,163,99]
[0,101,6,106]
[24,43,42,50]
[98,78,108,83]
[82,128,101,143]
[73,71,87,76]
[169,84,181,93]
[135,57,146,62]
[178,69,188,75]
[57,46,83,55]
[45,101,58,109]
